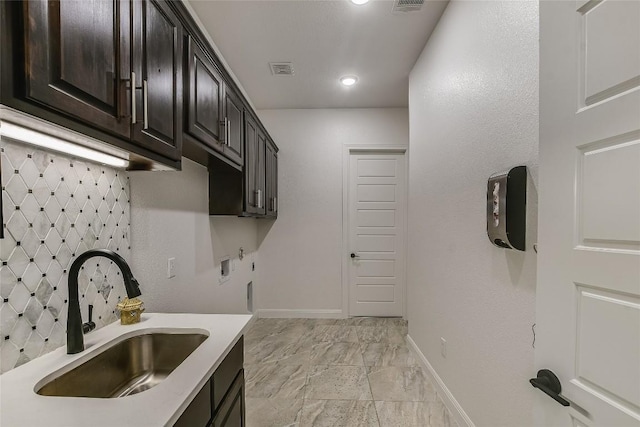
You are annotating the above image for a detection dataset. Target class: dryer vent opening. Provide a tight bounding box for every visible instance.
[247,281,253,313]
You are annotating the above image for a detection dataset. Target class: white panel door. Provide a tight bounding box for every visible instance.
[348,152,406,317]
[537,1,640,426]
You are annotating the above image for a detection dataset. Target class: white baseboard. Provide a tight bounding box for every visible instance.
[406,335,475,427]
[257,309,344,319]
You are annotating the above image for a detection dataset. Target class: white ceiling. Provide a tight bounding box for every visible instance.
[187,0,449,109]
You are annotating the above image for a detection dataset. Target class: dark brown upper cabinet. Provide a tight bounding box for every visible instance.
[22,0,132,139]
[243,113,265,216]
[2,0,277,193]
[131,0,183,162]
[222,86,244,166]
[256,130,267,216]
[185,35,243,168]
[208,112,277,219]
[3,0,182,167]
[185,36,224,152]
[265,138,278,218]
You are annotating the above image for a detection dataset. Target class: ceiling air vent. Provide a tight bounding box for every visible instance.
[392,0,424,12]
[269,62,294,76]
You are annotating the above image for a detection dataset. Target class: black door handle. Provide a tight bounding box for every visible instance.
[530,369,570,407]
[350,253,359,258]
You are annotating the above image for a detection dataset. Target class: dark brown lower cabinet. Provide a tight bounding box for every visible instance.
[174,380,213,427]
[174,337,244,427]
[212,371,245,427]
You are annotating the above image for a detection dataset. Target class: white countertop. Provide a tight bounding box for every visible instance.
[0,313,254,427]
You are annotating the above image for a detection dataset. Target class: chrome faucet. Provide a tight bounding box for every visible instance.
[67,249,141,354]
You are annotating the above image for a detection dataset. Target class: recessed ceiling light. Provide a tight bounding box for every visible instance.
[340,76,358,87]
[350,0,370,5]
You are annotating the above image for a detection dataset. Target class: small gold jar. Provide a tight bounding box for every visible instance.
[116,297,145,325]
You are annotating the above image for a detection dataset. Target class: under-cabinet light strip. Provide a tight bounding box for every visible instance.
[0,121,128,168]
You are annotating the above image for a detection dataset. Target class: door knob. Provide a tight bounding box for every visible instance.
[350,253,359,258]
[530,369,570,407]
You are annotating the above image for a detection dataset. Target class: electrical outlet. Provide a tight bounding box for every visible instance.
[167,257,176,279]
[440,337,447,358]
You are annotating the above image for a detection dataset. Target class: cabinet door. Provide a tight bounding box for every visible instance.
[173,379,212,427]
[264,142,273,216]
[23,0,131,138]
[132,0,182,161]
[255,130,266,216]
[272,145,278,217]
[186,36,224,153]
[265,141,278,218]
[212,336,244,408]
[212,371,245,427]
[223,87,244,166]
[243,114,258,215]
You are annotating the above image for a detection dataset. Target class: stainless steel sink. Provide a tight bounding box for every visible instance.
[37,332,208,398]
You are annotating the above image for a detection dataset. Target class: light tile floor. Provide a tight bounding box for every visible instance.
[244,318,458,427]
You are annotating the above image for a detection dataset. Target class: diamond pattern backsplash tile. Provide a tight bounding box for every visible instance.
[1,140,130,373]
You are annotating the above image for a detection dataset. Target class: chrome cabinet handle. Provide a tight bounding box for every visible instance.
[253,190,262,209]
[143,80,148,130]
[273,197,277,212]
[131,72,136,124]
[219,118,230,146]
[219,120,226,145]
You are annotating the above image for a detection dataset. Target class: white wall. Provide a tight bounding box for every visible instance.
[255,108,408,317]
[129,158,256,315]
[407,2,539,426]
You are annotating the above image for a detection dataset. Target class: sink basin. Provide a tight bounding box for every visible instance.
[36,332,208,398]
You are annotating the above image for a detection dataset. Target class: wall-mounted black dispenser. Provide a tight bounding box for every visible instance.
[487,166,527,251]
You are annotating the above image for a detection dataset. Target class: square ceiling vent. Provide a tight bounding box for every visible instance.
[269,62,294,76]
[392,0,424,12]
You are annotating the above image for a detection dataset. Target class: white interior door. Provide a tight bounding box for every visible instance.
[537,1,640,426]
[348,151,406,317]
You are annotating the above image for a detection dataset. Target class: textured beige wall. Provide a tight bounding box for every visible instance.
[256,108,409,316]
[407,1,539,425]
[129,158,256,315]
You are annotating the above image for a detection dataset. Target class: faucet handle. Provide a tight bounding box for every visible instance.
[82,304,96,334]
